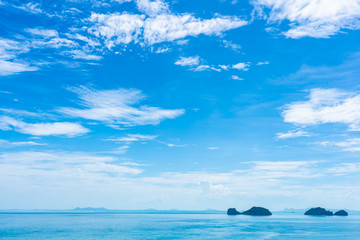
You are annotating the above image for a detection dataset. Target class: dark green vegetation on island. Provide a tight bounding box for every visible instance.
[227,207,272,216]
[304,207,349,216]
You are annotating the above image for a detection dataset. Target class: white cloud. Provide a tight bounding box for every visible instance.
[106,134,157,142]
[232,62,250,71]
[249,161,319,174]
[253,0,360,38]
[88,12,247,46]
[193,65,211,72]
[112,145,131,154]
[0,151,142,175]
[282,88,360,130]
[319,138,360,152]
[222,39,241,52]
[154,46,170,53]
[0,139,47,147]
[0,108,44,117]
[66,50,103,60]
[14,2,43,14]
[135,0,169,17]
[174,56,200,66]
[257,61,269,65]
[57,86,185,127]
[88,13,145,49]
[25,28,59,38]
[0,116,89,137]
[327,163,360,175]
[277,129,311,139]
[161,142,186,147]
[0,60,38,76]
[219,65,230,70]
[143,14,247,44]
[174,58,252,73]
[231,75,244,80]
[0,1,249,77]
[208,147,219,150]
[0,38,29,60]
[0,38,36,76]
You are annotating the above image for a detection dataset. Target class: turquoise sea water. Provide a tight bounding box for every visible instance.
[1,213,360,239]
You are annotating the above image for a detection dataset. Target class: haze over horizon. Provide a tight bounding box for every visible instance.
[1,0,360,210]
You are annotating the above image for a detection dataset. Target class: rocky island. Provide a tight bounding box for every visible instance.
[227,208,240,215]
[334,210,348,216]
[227,207,272,216]
[304,207,333,216]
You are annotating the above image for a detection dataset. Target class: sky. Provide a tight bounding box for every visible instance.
[1,0,360,211]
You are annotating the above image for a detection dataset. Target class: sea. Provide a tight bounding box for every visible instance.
[1,213,360,239]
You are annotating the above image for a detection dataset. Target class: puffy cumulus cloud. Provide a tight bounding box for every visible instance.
[281,88,360,131]
[277,129,311,139]
[232,62,250,70]
[135,0,169,17]
[0,116,89,137]
[88,13,145,49]
[57,86,185,127]
[231,75,244,80]
[174,56,200,66]
[253,0,360,38]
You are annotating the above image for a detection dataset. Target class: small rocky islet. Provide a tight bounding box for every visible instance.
[227,206,348,216]
[227,206,272,216]
[304,207,348,216]
[334,210,348,216]
[304,207,333,216]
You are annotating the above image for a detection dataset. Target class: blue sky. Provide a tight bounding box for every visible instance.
[1,0,360,210]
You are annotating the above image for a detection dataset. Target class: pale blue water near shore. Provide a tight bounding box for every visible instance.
[1,213,360,239]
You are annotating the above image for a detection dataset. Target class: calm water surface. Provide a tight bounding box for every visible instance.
[0,213,359,239]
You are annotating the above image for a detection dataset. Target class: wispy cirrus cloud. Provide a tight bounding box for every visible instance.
[326,162,360,175]
[0,116,89,137]
[0,139,47,148]
[319,138,360,152]
[0,0,249,76]
[253,0,360,38]
[277,129,311,139]
[0,38,37,76]
[0,60,38,76]
[0,151,142,176]
[281,88,360,131]
[57,86,185,128]
[106,134,158,143]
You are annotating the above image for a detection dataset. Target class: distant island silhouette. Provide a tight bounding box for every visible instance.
[227,207,272,216]
[334,210,348,216]
[304,207,348,216]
